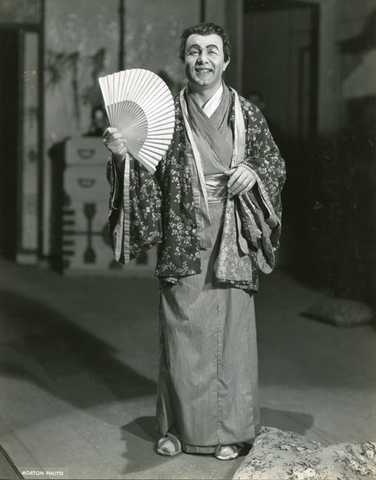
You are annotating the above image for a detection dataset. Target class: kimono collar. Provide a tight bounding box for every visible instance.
[202,83,224,118]
[186,83,224,118]
[180,85,246,175]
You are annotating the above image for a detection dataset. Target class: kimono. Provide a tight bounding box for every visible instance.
[106,85,285,453]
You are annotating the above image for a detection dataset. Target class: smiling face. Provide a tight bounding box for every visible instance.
[184,34,230,94]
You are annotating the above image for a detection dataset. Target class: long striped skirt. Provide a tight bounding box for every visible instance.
[156,200,261,454]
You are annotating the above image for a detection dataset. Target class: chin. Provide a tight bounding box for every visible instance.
[196,81,212,89]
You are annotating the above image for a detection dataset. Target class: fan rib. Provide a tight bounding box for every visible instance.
[98,68,175,173]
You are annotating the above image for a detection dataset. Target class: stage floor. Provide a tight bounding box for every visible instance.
[0,257,375,479]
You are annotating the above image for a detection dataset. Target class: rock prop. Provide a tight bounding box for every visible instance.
[233,427,376,480]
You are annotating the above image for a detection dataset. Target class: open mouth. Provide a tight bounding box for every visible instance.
[195,68,212,74]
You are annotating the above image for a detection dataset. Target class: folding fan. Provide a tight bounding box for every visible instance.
[98,68,175,174]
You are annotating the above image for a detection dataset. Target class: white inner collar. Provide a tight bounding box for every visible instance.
[202,84,223,118]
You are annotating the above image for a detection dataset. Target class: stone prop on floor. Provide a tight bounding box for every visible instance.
[300,297,374,327]
[233,427,376,480]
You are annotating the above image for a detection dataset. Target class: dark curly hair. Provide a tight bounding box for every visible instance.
[179,22,231,62]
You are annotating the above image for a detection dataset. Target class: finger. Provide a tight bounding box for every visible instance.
[242,174,256,190]
[104,134,125,146]
[232,176,256,196]
[104,127,119,136]
[227,169,243,188]
[108,137,126,147]
[223,168,236,177]
[228,172,249,193]
[104,139,126,154]
[231,180,253,196]
[109,132,125,141]
[237,185,252,197]
[103,128,123,146]
[103,140,120,152]
[106,139,127,153]
[232,170,256,188]
[230,185,246,196]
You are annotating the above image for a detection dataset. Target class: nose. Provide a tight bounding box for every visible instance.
[197,51,208,63]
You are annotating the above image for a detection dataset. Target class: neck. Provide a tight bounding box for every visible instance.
[189,82,221,107]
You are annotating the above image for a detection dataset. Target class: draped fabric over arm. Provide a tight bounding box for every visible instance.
[241,97,286,233]
[240,99,286,273]
[214,92,285,288]
[106,154,162,263]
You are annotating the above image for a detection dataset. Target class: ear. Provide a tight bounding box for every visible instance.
[223,58,231,71]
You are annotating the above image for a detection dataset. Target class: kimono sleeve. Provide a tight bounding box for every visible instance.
[106,155,162,264]
[242,105,286,248]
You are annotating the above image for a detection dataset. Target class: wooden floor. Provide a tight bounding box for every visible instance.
[0,257,375,479]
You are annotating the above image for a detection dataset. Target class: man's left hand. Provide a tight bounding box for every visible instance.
[224,166,256,197]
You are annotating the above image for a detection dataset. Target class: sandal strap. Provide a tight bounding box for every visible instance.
[215,444,241,460]
[166,432,182,452]
[157,433,182,455]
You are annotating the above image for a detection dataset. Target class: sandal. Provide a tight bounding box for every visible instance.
[214,444,241,460]
[156,433,182,457]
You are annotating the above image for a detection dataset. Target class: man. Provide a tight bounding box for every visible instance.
[103,23,285,460]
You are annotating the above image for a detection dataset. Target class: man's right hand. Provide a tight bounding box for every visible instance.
[103,127,128,165]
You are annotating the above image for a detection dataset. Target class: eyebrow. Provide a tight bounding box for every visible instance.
[187,44,220,51]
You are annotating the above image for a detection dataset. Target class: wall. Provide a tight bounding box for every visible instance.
[124,0,201,90]
[44,0,119,143]
[0,0,41,23]
[243,0,376,135]
[337,0,376,101]
[0,0,42,262]
[43,0,203,257]
[243,4,314,140]
[205,0,226,25]
[43,0,120,257]
[298,0,376,134]
[332,0,376,305]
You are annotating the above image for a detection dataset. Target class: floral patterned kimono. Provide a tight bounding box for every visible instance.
[106,84,285,453]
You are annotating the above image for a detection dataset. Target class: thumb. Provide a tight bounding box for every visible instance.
[223,168,236,176]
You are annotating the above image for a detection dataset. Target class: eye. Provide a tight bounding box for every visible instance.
[208,49,219,56]
[188,49,199,56]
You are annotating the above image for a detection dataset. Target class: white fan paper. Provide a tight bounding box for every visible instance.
[98,68,175,174]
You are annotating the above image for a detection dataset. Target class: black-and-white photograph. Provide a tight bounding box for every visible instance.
[0,0,375,479]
